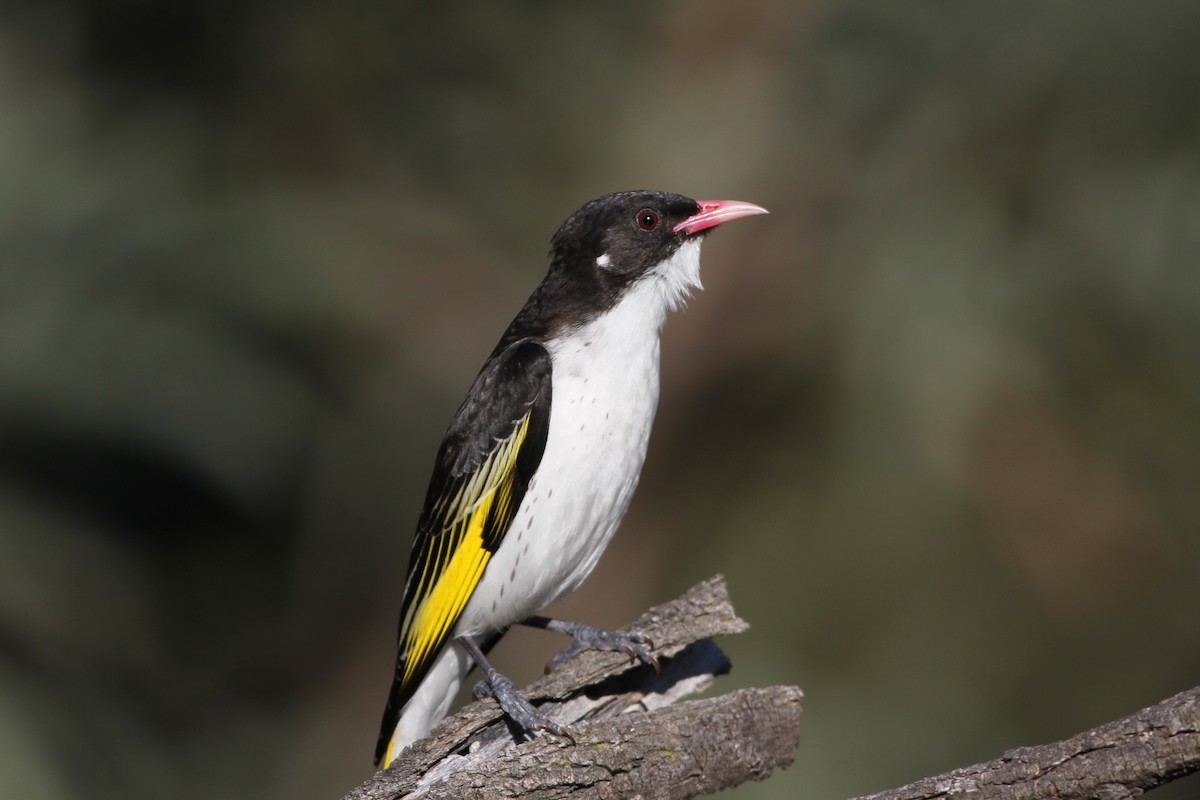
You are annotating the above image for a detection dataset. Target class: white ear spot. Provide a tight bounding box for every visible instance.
[595,253,611,269]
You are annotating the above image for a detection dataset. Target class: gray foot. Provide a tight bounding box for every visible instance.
[459,635,575,744]
[521,615,659,674]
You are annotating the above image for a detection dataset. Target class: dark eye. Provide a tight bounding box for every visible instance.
[637,209,659,231]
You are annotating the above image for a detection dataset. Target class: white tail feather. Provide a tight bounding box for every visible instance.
[381,645,474,768]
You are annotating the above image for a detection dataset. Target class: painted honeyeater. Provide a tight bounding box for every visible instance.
[375,191,768,768]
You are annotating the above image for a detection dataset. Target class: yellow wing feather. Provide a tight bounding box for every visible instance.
[396,413,531,685]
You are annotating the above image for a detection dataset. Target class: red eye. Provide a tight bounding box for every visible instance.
[637,209,659,231]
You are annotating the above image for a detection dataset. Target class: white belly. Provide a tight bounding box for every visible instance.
[455,287,667,635]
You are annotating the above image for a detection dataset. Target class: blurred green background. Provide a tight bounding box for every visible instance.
[2,2,1199,798]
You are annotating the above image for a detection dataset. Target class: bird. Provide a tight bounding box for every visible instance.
[375,190,768,768]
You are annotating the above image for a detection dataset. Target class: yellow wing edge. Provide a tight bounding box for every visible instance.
[397,412,532,685]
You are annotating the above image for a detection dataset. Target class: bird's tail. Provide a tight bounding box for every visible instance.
[377,644,474,768]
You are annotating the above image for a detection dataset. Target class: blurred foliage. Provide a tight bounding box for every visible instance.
[2,2,1199,799]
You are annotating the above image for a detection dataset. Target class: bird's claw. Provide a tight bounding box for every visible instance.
[621,637,660,673]
[476,673,575,746]
[544,625,659,673]
[534,718,576,746]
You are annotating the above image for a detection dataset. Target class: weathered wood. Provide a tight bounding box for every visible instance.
[342,575,803,800]
[852,686,1200,800]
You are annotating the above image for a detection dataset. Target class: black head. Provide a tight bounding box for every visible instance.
[496,190,767,348]
[549,190,703,283]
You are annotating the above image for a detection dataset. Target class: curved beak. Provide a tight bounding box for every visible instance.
[673,199,769,236]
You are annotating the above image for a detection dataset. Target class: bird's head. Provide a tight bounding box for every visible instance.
[540,191,768,327]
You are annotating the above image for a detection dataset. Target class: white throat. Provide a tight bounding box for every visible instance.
[594,237,704,328]
[642,237,704,319]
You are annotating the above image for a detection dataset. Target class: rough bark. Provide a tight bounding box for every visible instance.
[343,575,803,800]
[852,685,1200,800]
[341,574,1200,800]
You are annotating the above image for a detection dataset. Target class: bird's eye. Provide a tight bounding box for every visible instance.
[637,209,659,231]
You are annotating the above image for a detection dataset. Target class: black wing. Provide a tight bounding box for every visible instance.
[374,338,551,766]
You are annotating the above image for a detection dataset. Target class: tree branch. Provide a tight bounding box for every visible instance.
[340,575,1200,800]
[343,576,803,800]
[853,685,1200,800]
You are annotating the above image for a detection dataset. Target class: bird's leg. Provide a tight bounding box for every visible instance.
[456,635,574,744]
[520,615,660,674]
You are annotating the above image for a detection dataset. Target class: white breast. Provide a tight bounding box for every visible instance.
[456,239,704,635]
